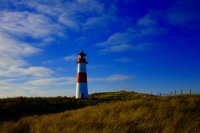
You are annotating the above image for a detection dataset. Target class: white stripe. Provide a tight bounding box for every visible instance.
[77,63,87,73]
[76,83,88,98]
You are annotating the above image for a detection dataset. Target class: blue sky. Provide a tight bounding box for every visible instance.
[0,0,199,97]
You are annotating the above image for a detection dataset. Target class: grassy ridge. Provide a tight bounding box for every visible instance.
[0,96,86,121]
[0,91,200,133]
[0,91,144,121]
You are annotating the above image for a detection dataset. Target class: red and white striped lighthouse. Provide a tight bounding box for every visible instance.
[76,50,88,99]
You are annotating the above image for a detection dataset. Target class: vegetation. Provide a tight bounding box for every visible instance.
[0,91,200,133]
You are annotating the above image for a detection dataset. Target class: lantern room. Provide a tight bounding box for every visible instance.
[76,50,88,64]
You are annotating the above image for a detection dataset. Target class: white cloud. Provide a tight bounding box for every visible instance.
[0,66,53,77]
[83,15,114,31]
[97,43,148,54]
[22,67,53,77]
[85,16,106,26]
[0,0,137,98]
[98,44,132,53]
[27,78,59,86]
[106,74,132,81]
[94,10,168,54]
[0,11,61,39]
[0,76,75,98]
[94,31,138,54]
[0,85,38,97]
[136,12,167,36]
[0,78,22,86]
[137,14,157,27]
[24,0,107,33]
[0,85,75,98]
[0,33,41,57]
[0,0,117,41]
[36,4,60,16]
[94,27,154,54]
[88,74,132,82]
[0,32,53,77]
[63,54,77,61]
[26,77,75,86]
[95,32,134,47]
[58,13,79,30]
[0,57,27,69]
[42,60,54,64]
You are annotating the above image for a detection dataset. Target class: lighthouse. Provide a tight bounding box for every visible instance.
[75,50,88,99]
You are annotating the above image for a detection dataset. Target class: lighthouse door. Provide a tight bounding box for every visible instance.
[81,93,84,98]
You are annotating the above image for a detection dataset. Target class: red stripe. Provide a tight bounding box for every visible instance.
[76,58,88,64]
[76,72,87,82]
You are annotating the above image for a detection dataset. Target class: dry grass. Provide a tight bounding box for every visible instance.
[0,94,200,133]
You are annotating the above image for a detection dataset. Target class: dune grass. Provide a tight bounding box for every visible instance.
[0,92,200,133]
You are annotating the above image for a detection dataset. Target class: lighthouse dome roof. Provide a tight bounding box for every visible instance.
[78,50,87,57]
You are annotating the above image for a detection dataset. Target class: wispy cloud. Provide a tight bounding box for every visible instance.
[136,12,166,36]
[42,60,54,64]
[0,0,118,48]
[0,0,110,98]
[94,30,141,54]
[26,77,75,86]
[0,78,23,86]
[98,44,132,53]
[31,0,105,31]
[0,11,62,39]
[22,67,53,77]
[106,74,132,81]
[0,66,53,78]
[83,15,115,32]
[95,32,134,47]
[0,33,53,77]
[137,13,157,27]
[88,74,132,82]
[0,76,75,98]
[98,43,149,54]
[94,8,167,54]
[63,54,77,61]
[0,85,39,97]
[0,85,75,97]
[0,33,41,57]
[163,0,200,28]
[0,0,106,46]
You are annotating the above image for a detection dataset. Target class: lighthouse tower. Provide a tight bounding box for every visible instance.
[76,50,88,99]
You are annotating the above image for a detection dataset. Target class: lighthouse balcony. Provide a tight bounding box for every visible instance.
[76,58,88,64]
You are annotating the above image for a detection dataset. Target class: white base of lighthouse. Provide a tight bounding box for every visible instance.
[76,83,88,99]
